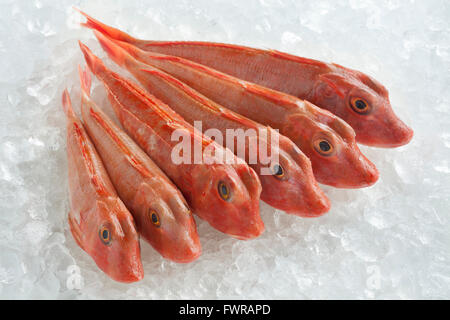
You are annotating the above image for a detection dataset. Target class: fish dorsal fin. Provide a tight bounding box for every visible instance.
[141,68,261,131]
[153,53,244,84]
[144,40,262,54]
[148,51,303,114]
[116,103,187,155]
[268,50,329,69]
[141,67,223,115]
[72,122,109,196]
[244,83,299,110]
[109,72,185,127]
[88,106,153,179]
[107,73,212,149]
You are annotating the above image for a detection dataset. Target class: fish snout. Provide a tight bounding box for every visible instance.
[358,115,413,148]
[185,238,202,261]
[283,182,330,217]
[346,152,379,188]
[244,198,265,239]
[283,144,330,216]
[214,165,264,239]
[304,188,331,217]
[227,197,264,240]
[172,233,202,263]
[389,120,414,148]
[197,188,264,240]
[233,214,265,240]
[362,159,379,187]
[114,251,144,283]
[124,265,144,283]
[321,144,379,189]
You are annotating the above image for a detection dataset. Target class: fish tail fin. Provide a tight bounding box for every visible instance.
[78,64,92,97]
[78,41,107,79]
[62,89,76,118]
[74,7,138,44]
[103,33,142,59]
[94,30,132,68]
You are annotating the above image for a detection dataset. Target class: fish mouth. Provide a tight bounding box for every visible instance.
[358,129,413,148]
[313,148,379,189]
[123,269,144,283]
[346,156,379,188]
[363,162,380,187]
[344,152,379,188]
[237,205,265,240]
[182,244,202,263]
[224,199,265,240]
[194,193,264,240]
[274,183,330,217]
[167,239,202,263]
[111,259,144,283]
[355,115,414,148]
[378,124,414,148]
[231,218,265,240]
[304,191,331,217]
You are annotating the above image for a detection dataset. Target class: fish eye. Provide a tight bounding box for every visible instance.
[350,97,371,114]
[148,209,161,227]
[271,163,285,179]
[313,138,334,156]
[218,181,231,201]
[99,226,112,245]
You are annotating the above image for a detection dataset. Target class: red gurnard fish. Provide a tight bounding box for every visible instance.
[94,31,330,217]
[78,66,201,263]
[79,42,264,240]
[62,89,143,282]
[92,31,379,189]
[77,9,413,148]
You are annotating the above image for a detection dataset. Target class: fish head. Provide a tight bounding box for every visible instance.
[248,130,330,217]
[135,181,201,263]
[189,155,264,240]
[91,198,143,282]
[311,67,413,147]
[284,109,379,188]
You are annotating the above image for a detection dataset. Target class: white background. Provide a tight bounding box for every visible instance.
[0,0,449,299]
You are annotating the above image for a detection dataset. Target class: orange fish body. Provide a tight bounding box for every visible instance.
[90,30,379,189]
[77,9,413,148]
[94,31,330,217]
[77,67,201,263]
[62,89,143,283]
[79,42,264,240]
